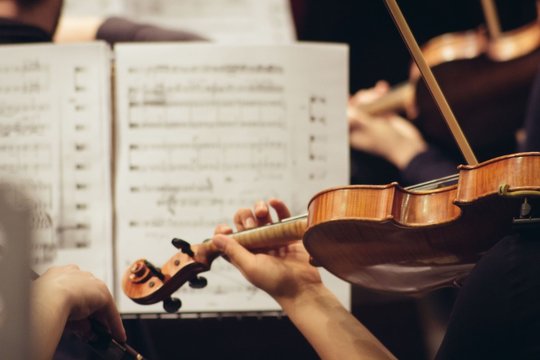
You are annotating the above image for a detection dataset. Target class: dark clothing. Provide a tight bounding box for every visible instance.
[521,66,540,152]
[401,146,460,186]
[0,18,51,43]
[432,64,540,359]
[436,229,540,359]
[96,16,207,45]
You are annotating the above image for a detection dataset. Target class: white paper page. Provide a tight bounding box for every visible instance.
[62,0,296,43]
[0,43,113,288]
[62,0,123,16]
[115,42,349,313]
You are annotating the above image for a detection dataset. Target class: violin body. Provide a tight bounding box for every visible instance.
[360,28,488,118]
[416,44,540,160]
[305,152,540,293]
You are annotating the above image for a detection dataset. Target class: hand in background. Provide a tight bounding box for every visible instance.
[348,80,427,170]
[31,265,125,360]
[212,199,396,360]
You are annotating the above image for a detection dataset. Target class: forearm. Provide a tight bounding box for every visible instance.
[31,290,71,360]
[277,284,396,360]
[387,138,427,171]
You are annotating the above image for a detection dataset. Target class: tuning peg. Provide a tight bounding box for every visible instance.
[171,238,195,257]
[144,260,165,281]
[163,297,182,313]
[188,276,208,289]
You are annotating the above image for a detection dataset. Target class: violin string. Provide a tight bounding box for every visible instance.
[405,174,460,191]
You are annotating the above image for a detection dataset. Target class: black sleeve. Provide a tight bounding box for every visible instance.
[400,146,460,186]
[96,16,208,45]
[520,65,540,152]
[435,228,540,359]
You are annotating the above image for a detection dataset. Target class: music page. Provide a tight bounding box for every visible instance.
[114,43,349,313]
[61,0,295,43]
[0,43,113,287]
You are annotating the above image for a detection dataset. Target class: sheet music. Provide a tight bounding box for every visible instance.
[114,43,349,313]
[0,51,59,264]
[62,0,296,43]
[0,43,113,288]
[62,0,123,16]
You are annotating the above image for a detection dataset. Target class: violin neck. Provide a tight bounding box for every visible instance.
[229,215,308,250]
[358,82,414,115]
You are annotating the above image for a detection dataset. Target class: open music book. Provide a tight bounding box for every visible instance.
[0,41,350,313]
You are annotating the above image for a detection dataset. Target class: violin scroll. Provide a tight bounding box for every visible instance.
[122,238,217,312]
[122,218,306,311]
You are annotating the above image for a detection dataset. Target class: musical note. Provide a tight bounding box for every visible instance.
[309,95,327,124]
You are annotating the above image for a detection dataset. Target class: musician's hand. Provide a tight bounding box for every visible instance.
[31,265,126,360]
[212,198,322,305]
[214,199,397,360]
[348,81,427,170]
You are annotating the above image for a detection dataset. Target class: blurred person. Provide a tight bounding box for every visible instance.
[0,0,205,46]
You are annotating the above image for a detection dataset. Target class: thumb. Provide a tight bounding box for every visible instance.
[212,234,256,274]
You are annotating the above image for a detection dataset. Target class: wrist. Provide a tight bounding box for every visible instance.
[32,278,72,323]
[388,140,427,170]
[276,282,335,316]
[30,280,73,360]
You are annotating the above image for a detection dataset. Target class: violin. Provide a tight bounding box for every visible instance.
[363,4,540,116]
[358,27,488,119]
[122,151,540,311]
[415,20,540,160]
[304,152,540,292]
[357,9,540,161]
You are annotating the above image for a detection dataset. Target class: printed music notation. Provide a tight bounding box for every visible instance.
[309,95,327,124]
[306,94,332,180]
[0,82,42,94]
[128,139,287,173]
[0,122,49,137]
[0,103,49,118]
[0,52,58,266]
[114,43,349,313]
[127,63,285,75]
[0,59,50,74]
[0,41,349,314]
[57,64,95,249]
[0,43,113,289]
